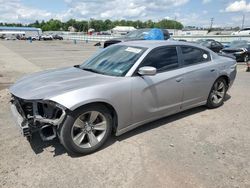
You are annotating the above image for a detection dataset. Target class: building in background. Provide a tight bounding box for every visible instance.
[111,26,136,35]
[68,26,76,32]
[0,26,42,38]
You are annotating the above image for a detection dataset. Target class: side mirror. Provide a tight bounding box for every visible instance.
[138,66,157,76]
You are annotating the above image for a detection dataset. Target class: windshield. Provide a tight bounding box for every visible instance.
[125,29,151,39]
[80,45,147,76]
[229,40,248,48]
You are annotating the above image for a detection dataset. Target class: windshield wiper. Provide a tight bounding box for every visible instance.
[74,65,106,75]
[81,67,102,74]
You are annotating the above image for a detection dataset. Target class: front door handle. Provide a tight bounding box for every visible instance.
[176,77,183,82]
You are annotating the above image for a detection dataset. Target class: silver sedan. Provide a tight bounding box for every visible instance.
[10,41,237,154]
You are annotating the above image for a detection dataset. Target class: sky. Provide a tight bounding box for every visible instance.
[0,0,250,27]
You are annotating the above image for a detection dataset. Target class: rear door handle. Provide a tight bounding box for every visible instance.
[176,77,183,82]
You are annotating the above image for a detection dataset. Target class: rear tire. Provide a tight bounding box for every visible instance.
[59,104,112,155]
[207,78,227,109]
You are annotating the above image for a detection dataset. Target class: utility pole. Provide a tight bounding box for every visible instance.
[210,18,214,30]
[241,14,245,29]
[87,19,89,33]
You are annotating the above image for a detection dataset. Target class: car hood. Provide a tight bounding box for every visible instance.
[9,67,118,100]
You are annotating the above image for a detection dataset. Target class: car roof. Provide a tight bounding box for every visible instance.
[117,40,218,59]
[119,40,209,50]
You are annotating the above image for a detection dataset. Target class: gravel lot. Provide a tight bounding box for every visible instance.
[0,40,250,188]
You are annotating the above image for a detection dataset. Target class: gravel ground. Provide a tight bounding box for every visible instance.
[0,40,250,188]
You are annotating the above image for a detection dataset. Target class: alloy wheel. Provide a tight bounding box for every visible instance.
[71,111,107,148]
[211,80,226,104]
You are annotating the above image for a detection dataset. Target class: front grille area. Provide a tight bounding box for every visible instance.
[11,96,63,120]
[22,102,33,116]
[10,95,66,139]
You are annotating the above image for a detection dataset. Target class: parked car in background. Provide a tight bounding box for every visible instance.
[221,40,250,62]
[16,35,26,40]
[10,41,237,155]
[231,28,250,36]
[196,39,215,43]
[104,28,170,48]
[199,40,224,53]
[5,35,17,40]
[0,34,6,39]
[53,35,63,40]
[41,35,53,41]
[97,31,111,35]
[26,36,40,41]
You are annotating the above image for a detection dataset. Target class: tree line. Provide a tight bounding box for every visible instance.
[0,19,184,32]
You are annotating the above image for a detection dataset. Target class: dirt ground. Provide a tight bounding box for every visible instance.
[0,40,250,188]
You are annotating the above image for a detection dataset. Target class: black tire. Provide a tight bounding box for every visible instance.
[207,78,227,109]
[244,54,249,62]
[59,104,112,155]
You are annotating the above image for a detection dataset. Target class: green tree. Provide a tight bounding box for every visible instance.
[1,18,184,32]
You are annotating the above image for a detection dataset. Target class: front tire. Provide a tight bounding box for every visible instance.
[59,105,112,155]
[207,78,227,109]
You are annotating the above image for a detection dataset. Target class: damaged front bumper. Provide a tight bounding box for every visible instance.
[10,102,30,137]
[10,95,67,141]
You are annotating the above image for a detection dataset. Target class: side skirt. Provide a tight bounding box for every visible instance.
[115,101,207,136]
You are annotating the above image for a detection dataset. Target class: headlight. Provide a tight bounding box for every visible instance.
[43,100,67,110]
[234,51,244,54]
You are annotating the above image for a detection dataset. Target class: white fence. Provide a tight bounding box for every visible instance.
[62,34,118,42]
[62,34,250,43]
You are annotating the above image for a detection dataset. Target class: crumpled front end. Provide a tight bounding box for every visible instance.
[10,95,66,141]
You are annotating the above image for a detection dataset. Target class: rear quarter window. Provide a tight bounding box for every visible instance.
[181,46,211,66]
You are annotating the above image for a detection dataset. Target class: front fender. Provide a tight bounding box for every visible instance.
[48,80,132,132]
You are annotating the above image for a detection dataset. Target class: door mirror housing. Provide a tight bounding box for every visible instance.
[138,66,157,76]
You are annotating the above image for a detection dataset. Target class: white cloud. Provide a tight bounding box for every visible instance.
[0,0,52,23]
[0,0,212,27]
[57,0,190,21]
[1,0,246,28]
[225,0,250,12]
[0,0,191,23]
